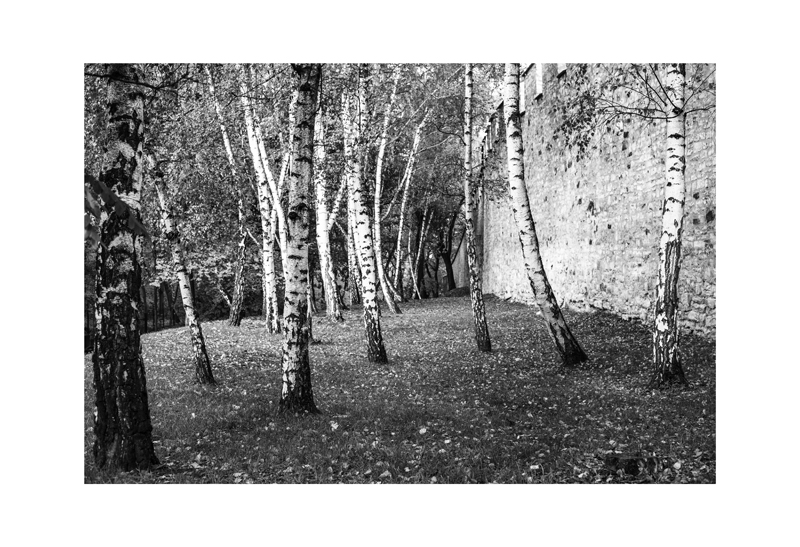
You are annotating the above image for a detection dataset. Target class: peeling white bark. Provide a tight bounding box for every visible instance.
[92,63,157,472]
[503,63,586,366]
[279,64,320,413]
[373,65,403,312]
[237,64,280,333]
[153,169,214,383]
[462,63,492,351]
[342,66,388,362]
[392,110,430,291]
[312,102,344,322]
[652,63,688,386]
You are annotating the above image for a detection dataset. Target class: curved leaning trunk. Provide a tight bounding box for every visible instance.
[503,63,587,366]
[279,64,320,414]
[373,66,403,313]
[92,64,158,472]
[154,173,215,384]
[652,63,688,387]
[342,72,388,363]
[392,112,430,297]
[374,207,401,312]
[408,221,421,300]
[392,174,412,299]
[463,64,492,351]
[347,180,388,362]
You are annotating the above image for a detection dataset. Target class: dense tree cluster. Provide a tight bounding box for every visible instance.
[84,63,713,472]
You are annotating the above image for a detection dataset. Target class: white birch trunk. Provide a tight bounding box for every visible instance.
[503,63,587,366]
[313,105,344,322]
[346,207,363,306]
[279,64,320,413]
[406,224,418,300]
[463,63,492,351]
[373,66,403,312]
[652,63,688,386]
[342,68,388,363]
[237,64,281,333]
[392,111,430,293]
[153,170,214,383]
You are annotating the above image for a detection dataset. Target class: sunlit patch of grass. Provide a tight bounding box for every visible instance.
[85,296,715,484]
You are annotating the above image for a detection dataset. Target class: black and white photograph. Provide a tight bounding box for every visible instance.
[83,61,716,484]
[6,1,799,544]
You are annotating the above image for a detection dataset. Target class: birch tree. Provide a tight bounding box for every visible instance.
[342,65,388,363]
[438,196,465,291]
[372,65,403,313]
[92,63,158,471]
[556,63,714,382]
[345,213,363,305]
[153,164,215,384]
[651,64,689,386]
[204,65,247,326]
[312,99,347,322]
[503,63,588,366]
[391,110,430,296]
[411,203,434,300]
[462,63,492,351]
[279,63,321,413]
[237,64,282,333]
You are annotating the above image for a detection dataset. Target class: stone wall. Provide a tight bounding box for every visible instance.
[453,64,715,336]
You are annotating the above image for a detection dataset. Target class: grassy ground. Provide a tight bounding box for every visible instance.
[84,295,715,484]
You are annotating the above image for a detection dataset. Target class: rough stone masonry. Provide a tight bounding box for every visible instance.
[453,64,715,337]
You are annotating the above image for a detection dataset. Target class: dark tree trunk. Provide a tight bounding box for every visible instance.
[228,234,247,326]
[412,211,427,299]
[140,285,148,333]
[153,284,160,330]
[440,199,463,292]
[92,63,157,472]
[190,275,197,299]
[442,253,456,292]
[162,281,174,326]
[172,284,180,325]
[334,267,349,310]
[159,284,165,329]
[397,265,404,300]
[429,255,440,298]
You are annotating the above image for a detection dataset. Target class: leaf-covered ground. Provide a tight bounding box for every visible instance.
[84,296,715,484]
